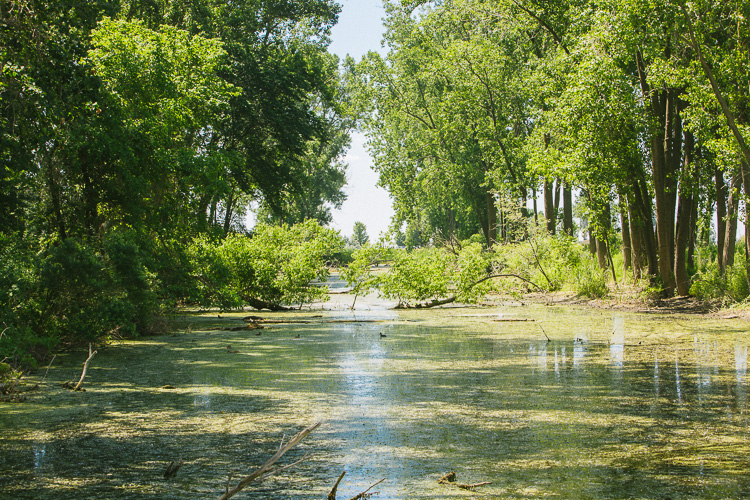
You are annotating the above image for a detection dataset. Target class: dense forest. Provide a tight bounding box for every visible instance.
[0,0,349,365]
[351,0,750,300]
[3,0,750,368]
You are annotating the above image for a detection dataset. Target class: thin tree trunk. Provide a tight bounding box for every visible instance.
[486,191,497,246]
[620,196,632,272]
[716,167,727,272]
[627,193,644,279]
[687,191,698,273]
[741,161,750,291]
[723,171,742,269]
[588,229,597,256]
[563,183,573,236]
[596,236,608,270]
[544,178,555,235]
[674,130,694,296]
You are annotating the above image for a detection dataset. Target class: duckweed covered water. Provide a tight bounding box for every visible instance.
[1,300,750,499]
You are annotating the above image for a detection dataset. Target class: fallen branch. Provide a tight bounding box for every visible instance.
[346,477,385,500]
[41,355,56,384]
[218,421,321,500]
[438,471,491,491]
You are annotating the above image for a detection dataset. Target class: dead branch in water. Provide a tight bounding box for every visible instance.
[346,478,385,500]
[327,471,346,500]
[217,421,321,500]
[438,471,491,491]
[65,344,97,391]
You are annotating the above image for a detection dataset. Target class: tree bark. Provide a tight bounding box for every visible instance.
[588,228,597,256]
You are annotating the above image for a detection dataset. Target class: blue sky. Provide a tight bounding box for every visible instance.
[328,0,395,242]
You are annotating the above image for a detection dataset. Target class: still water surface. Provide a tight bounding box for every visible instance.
[1,302,749,499]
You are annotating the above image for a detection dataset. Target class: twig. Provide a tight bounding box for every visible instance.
[225,473,233,495]
[255,452,314,483]
[73,344,97,391]
[218,422,321,500]
[327,471,347,500]
[346,478,385,500]
[41,355,56,384]
[539,324,551,343]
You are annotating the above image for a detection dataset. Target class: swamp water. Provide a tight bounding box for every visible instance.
[1,300,750,499]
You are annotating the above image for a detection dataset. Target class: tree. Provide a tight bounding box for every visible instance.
[352,221,369,247]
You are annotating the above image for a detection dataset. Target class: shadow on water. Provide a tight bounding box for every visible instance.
[1,304,750,498]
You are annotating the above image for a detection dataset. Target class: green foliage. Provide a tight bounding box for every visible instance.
[188,221,344,309]
[343,242,494,307]
[573,260,609,299]
[691,262,750,305]
[341,244,393,305]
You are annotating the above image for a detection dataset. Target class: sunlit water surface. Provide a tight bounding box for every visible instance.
[2,299,750,499]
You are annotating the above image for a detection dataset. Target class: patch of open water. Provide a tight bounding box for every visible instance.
[1,298,749,499]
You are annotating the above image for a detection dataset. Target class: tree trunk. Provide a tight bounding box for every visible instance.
[674,130,694,296]
[588,229,597,256]
[223,189,236,235]
[562,183,573,236]
[636,49,678,295]
[620,197,632,272]
[486,191,497,246]
[544,178,555,235]
[715,167,727,272]
[723,171,742,269]
[627,194,644,279]
[687,191,698,273]
[596,235,608,270]
[741,161,750,291]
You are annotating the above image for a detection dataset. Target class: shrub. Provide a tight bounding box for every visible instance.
[573,259,609,298]
[188,220,344,309]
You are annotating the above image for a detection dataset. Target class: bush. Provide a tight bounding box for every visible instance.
[691,260,750,304]
[573,259,609,298]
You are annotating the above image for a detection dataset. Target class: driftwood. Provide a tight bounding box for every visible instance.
[217,421,321,500]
